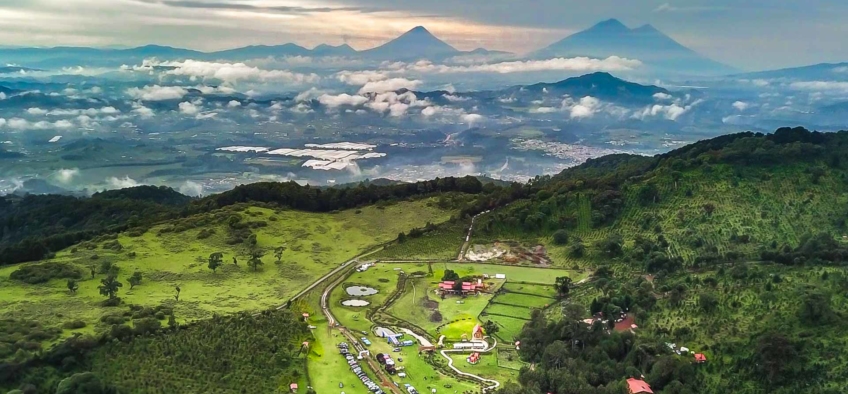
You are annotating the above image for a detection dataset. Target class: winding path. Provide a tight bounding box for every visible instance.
[438,337,501,393]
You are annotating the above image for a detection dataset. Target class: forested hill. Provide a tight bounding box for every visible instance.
[479,126,848,267]
[0,176,515,266]
[484,127,848,394]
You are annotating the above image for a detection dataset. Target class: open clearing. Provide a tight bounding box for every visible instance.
[0,199,453,345]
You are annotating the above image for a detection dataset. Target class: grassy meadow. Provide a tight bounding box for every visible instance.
[0,198,454,349]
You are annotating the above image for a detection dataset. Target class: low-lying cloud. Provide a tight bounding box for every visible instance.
[390,56,641,74]
[127,85,189,101]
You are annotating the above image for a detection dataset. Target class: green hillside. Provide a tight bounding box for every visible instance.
[478,128,848,394]
[4,128,848,394]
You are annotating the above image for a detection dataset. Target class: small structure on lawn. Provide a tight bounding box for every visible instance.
[626,378,653,394]
[472,324,485,340]
[466,352,481,364]
[514,341,520,350]
[694,353,707,363]
[289,383,298,392]
[302,313,309,322]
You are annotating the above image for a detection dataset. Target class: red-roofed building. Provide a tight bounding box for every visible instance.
[694,353,707,363]
[438,280,485,295]
[626,378,653,394]
[289,383,298,392]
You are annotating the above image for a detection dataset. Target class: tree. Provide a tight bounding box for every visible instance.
[208,252,223,273]
[755,331,800,386]
[569,241,586,258]
[89,265,96,279]
[248,249,264,272]
[799,291,833,324]
[274,246,286,263]
[397,232,407,243]
[555,276,572,297]
[67,279,79,294]
[482,320,499,336]
[232,256,238,266]
[56,372,112,394]
[442,269,460,281]
[702,203,716,216]
[698,292,718,313]
[128,271,143,289]
[174,285,181,301]
[552,230,569,245]
[98,275,122,300]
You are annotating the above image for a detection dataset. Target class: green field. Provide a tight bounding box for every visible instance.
[492,292,554,308]
[0,199,454,350]
[371,220,467,261]
[330,265,405,333]
[484,303,533,320]
[447,350,519,385]
[501,282,557,297]
[384,275,493,340]
[490,316,531,342]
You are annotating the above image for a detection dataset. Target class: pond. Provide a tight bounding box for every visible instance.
[342,299,370,307]
[346,286,378,296]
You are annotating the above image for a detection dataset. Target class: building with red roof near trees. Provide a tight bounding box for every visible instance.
[437,279,485,295]
[694,353,707,363]
[626,378,653,394]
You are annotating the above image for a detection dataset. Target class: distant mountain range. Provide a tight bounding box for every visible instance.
[0,26,503,69]
[532,19,737,76]
[732,62,848,81]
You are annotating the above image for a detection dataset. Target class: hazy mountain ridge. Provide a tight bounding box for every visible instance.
[532,18,738,75]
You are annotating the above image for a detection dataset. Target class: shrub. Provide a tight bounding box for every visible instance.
[10,262,82,284]
[62,320,87,329]
[552,230,569,245]
[100,313,128,325]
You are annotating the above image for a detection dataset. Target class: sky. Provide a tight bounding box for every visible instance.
[1,0,846,71]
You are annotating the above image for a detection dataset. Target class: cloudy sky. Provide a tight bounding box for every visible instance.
[1,0,846,70]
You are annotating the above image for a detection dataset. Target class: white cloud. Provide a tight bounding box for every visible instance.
[0,92,6,100]
[443,94,470,102]
[295,87,325,102]
[227,100,241,108]
[833,66,848,73]
[178,101,200,115]
[358,78,421,94]
[395,56,641,74]
[126,85,189,101]
[634,99,703,121]
[732,101,750,111]
[131,102,155,118]
[421,106,438,117]
[336,70,391,85]
[27,108,48,116]
[569,96,601,119]
[106,176,140,189]
[388,103,410,117]
[5,118,75,130]
[461,114,484,125]
[789,81,848,93]
[178,180,204,196]
[317,93,369,108]
[54,168,79,184]
[653,92,672,101]
[530,106,558,113]
[0,118,6,127]
[156,59,320,84]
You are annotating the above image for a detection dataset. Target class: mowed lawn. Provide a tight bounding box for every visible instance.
[0,199,454,344]
[330,265,406,333]
[447,350,519,385]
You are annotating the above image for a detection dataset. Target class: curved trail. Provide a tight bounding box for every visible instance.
[439,338,501,392]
